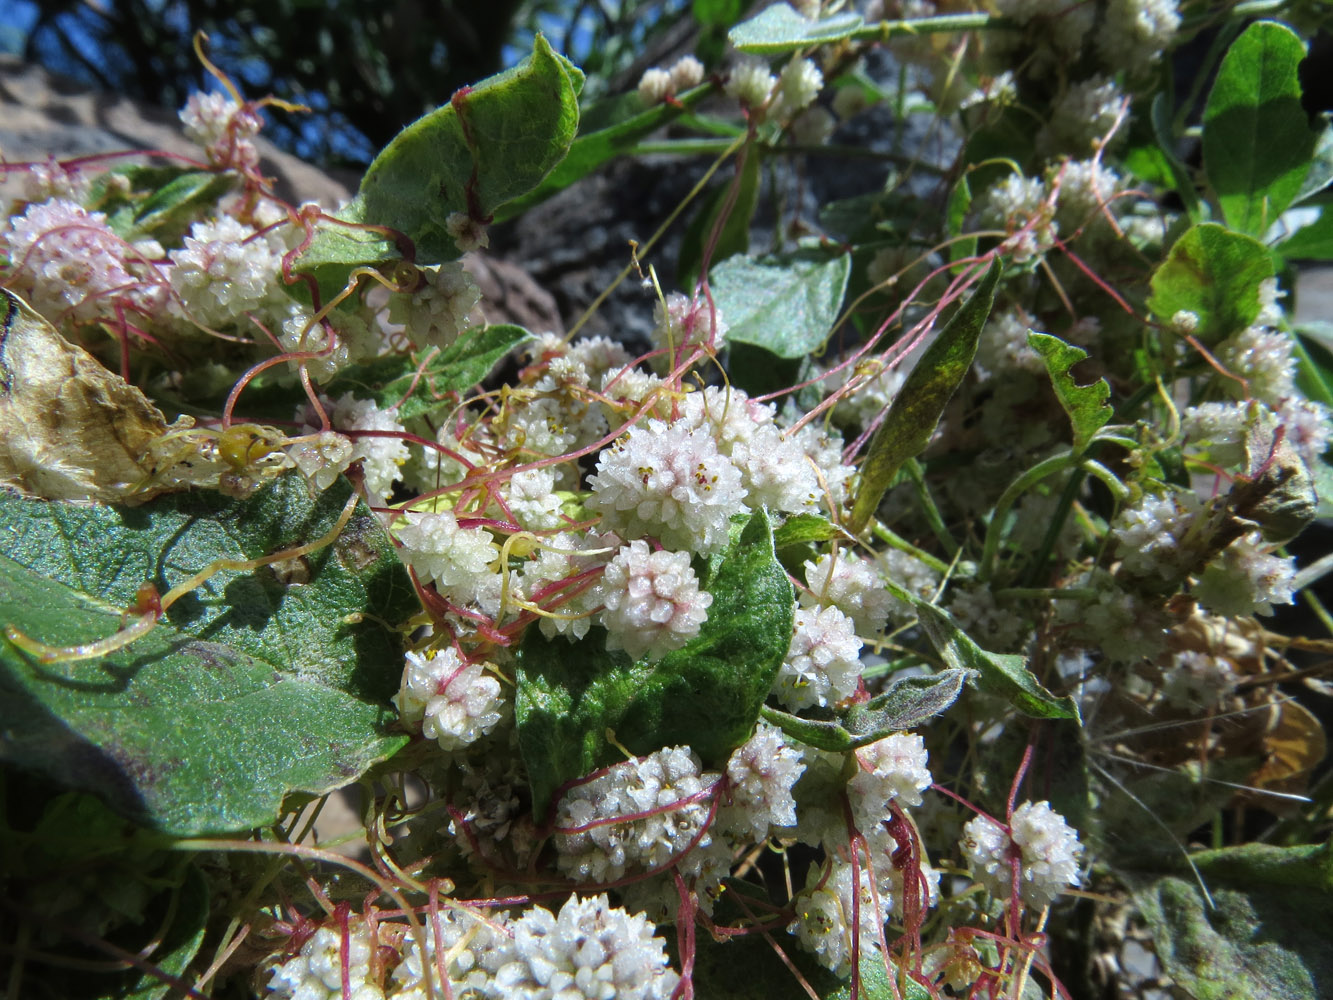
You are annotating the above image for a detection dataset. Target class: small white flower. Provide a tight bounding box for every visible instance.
[554,746,719,884]
[266,921,383,1000]
[445,211,489,252]
[597,540,712,661]
[494,893,681,1000]
[393,647,506,751]
[725,58,777,108]
[717,722,806,840]
[960,801,1082,909]
[388,262,481,351]
[669,55,705,92]
[638,67,674,105]
[286,432,355,492]
[771,57,823,120]
[395,509,501,605]
[776,603,863,710]
[180,90,262,169]
[802,552,893,637]
[587,417,748,555]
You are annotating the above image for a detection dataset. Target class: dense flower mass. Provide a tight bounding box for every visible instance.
[7,6,1329,999]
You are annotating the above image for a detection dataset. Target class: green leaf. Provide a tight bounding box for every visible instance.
[729,2,864,53]
[849,259,1002,533]
[1203,21,1318,237]
[711,251,851,359]
[760,667,972,751]
[515,511,793,816]
[1278,207,1333,260]
[1150,93,1203,219]
[298,36,581,270]
[693,0,747,26]
[1132,840,1333,1000]
[1294,116,1333,205]
[121,863,210,1000]
[680,146,762,289]
[325,323,532,421]
[0,474,415,835]
[903,591,1078,720]
[1292,328,1333,407]
[1027,333,1112,452]
[127,170,238,244]
[495,83,714,224]
[773,512,847,548]
[1147,223,1274,345]
[946,174,976,264]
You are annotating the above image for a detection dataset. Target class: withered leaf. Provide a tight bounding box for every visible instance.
[0,288,172,501]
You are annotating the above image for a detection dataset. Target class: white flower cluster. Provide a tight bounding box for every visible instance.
[168,214,289,331]
[994,0,1095,64]
[771,56,824,120]
[975,309,1045,378]
[554,746,718,884]
[1217,324,1297,405]
[777,603,863,710]
[649,292,728,364]
[180,91,263,169]
[267,921,383,1000]
[587,417,747,555]
[960,800,1082,909]
[849,733,933,826]
[19,155,90,204]
[286,431,355,492]
[388,262,481,351]
[1039,75,1125,155]
[393,647,506,751]
[1110,489,1204,581]
[725,57,778,108]
[4,199,162,325]
[790,860,888,977]
[716,722,806,840]
[494,894,680,1000]
[637,55,705,105]
[390,907,510,999]
[597,540,712,661]
[1096,0,1181,75]
[803,552,894,637]
[395,509,501,612]
[517,530,620,641]
[979,174,1058,264]
[1160,649,1238,710]
[1195,532,1296,617]
[272,896,679,1000]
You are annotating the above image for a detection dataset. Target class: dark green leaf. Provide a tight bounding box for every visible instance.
[760,667,972,751]
[1278,207,1333,260]
[1132,841,1333,1000]
[516,511,793,816]
[0,474,415,835]
[496,84,714,223]
[902,589,1078,720]
[1203,21,1318,237]
[121,863,210,1000]
[946,174,976,264]
[694,0,747,26]
[728,2,864,53]
[1150,93,1203,219]
[128,171,238,244]
[711,251,851,359]
[1294,116,1333,205]
[849,259,1001,532]
[1027,333,1112,452]
[325,324,532,421]
[1146,223,1274,345]
[1293,328,1333,406]
[298,36,582,270]
[680,146,762,289]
